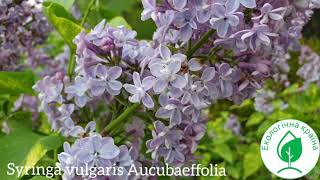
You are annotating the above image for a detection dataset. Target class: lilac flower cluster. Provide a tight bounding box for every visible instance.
[224,114,242,136]
[32,20,152,136]
[141,0,319,92]
[297,46,320,87]
[58,134,134,180]
[0,0,51,71]
[253,89,275,114]
[271,45,291,87]
[32,0,320,172]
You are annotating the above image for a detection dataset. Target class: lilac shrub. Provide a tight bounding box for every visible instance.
[31,0,320,178]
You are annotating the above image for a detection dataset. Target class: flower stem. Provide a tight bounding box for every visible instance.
[67,51,76,78]
[186,29,215,59]
[80,0,96,26]
[104,103,141,132]
[68,0,95,78]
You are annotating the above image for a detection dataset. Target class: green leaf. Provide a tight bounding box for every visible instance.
[246,112,264,127]
[227,163,241,179]
[98,0,135,16]
[280,84,299,97]
[43,2,82,51]
[278,131,302,163]
[0,112,62,180]
[43,2,83,77]
[0,71,35,95]
[243,143,262,179]
[109,16,132,30]
[214,143,234,163]
[47,0,75,10]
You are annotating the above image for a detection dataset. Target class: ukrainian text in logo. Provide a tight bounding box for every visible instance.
[260,119,319,179]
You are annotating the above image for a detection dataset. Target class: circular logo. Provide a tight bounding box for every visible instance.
[260,119,320,179]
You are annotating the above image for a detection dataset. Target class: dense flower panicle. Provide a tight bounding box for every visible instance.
[297,46,320,86]
[33,72,65,105]
[271,45,291,86]
[58,134,134,180]
[0,0,51,71]
[224,114,242,136]
[140,0,319,106]
[31,0,320,173]
[254,89,275,114]
[146,119,206,166]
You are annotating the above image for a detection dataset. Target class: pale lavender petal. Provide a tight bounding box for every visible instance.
[171,54,186,62]
[78,151,95,163]
[197,9,211,23]
[160,45,172,61]
[217,21,229,37]
[258,33,271,45]
[170,109,182,125]
[150,63,166,77]
[181,92,191,104]
[154,121,166,132]
[129,94,141,103]
[107,66,122,80]
[168,60,182,74]
[269,13,283,21]
[90,79,106,96]
[171,75,187,88]
[133,72,142,87]
[142,93,154,108]
[180,25,193,42]
[142,76,156,90]
[201,67,216,82]
[75,95,88,107]
[169,87,184,98]
[154,78,168,93]
[158,93,169,107]
[123,84,138,94]
[188,58,202,71]
[173,0,187,10]
[227,15,240,26]
[95,64,107,78]
[69,126,84,137]
[240,0,256,9]
[85,121,96,132]
[100,144,120,159]
[156,108,172,119]
[212,3,226,17]
[108,80,122,91]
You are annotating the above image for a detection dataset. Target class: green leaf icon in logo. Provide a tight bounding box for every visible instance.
[277,131,302,173]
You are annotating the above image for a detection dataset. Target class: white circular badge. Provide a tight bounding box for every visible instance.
[260,119,320,179]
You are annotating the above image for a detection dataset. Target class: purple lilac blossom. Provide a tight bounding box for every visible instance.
[33,0,320,170]
[297,46,320,86]
[0,0,51,71]
[254,89,275,114]
[210,3,243,37]
[224,114,242,136]
[58,135,134,179]
[124,72,155,108]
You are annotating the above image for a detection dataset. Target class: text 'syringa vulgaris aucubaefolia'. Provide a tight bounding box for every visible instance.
[32,0,320,179]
